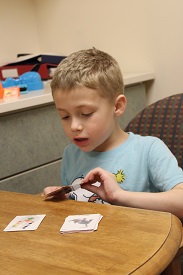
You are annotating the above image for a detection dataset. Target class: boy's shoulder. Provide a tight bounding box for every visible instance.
[126,132,166,152]
[127,132,163,144]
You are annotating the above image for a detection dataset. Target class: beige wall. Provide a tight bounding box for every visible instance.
[1,0,183,105]
[0,0,39,63]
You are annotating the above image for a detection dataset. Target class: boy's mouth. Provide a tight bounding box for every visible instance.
[74,137,89,146]
[74,137,88,141]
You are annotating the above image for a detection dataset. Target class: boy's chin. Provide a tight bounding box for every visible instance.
[79,147,93,152]
[76,145,96,152]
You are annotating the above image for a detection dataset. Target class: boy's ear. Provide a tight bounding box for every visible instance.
[114,95,127,116]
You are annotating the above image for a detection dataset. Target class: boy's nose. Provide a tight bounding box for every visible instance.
[71,119,83,132]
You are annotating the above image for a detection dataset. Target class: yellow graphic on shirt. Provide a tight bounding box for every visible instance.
[114,169,125,183]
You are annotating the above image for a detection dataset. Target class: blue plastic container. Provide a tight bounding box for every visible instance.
[2,72,44,92]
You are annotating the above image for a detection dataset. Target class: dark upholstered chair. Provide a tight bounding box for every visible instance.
[124,93,183,275]
[125,93,183,169]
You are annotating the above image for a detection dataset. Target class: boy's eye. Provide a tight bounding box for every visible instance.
[82,112,93,117]
[61,115,70,120]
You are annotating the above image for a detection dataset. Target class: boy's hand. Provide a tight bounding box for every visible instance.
[81,167,123,204]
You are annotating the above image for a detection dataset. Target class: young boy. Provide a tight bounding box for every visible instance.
[44,48,183,220]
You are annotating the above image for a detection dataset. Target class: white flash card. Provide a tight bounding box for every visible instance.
[4,215,46,232]
[60,214,103,234]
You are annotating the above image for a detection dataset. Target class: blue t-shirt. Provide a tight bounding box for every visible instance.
[61,132,183,203]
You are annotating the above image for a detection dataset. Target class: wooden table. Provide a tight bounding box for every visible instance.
[0,191,182,275]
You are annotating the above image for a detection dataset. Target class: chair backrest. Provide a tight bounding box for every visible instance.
[125,93,183,169]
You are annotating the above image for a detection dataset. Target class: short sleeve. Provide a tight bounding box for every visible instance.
[148,139,183,191]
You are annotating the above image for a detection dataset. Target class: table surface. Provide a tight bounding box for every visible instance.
[0,191,181,275]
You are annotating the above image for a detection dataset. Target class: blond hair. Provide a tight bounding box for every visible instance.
[51,48,124,100]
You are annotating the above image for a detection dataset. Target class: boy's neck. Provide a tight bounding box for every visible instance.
[94,128,128,152]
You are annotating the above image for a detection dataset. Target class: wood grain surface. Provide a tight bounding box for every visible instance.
[0,191,182,275]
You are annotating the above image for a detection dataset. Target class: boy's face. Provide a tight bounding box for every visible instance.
[53,87,121,152]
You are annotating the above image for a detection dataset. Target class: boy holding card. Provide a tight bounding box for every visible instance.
[43,48,183,220]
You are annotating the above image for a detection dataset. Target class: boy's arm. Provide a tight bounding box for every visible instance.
[82,167,183,220]
[114,183,183,220]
